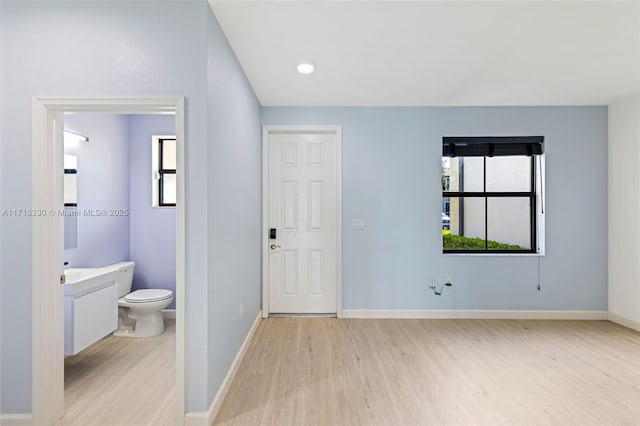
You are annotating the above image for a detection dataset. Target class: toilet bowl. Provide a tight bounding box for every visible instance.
[109,262,174,338]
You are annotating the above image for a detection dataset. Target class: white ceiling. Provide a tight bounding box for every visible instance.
[209,1,640,106]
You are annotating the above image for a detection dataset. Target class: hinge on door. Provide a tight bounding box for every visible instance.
[60,274,66,285]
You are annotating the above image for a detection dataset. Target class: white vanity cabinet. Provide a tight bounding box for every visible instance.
[64,282,118,356]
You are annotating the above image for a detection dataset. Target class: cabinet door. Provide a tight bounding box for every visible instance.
[72,283,118,354]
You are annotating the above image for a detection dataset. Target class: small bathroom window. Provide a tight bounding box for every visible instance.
[152,135,177,207]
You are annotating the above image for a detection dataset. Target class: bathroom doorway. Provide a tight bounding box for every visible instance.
[31,97,186,426]
[61,112,177,424]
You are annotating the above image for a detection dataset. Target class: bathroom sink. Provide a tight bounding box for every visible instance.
[63,267,117,297]
[64,268,100,284]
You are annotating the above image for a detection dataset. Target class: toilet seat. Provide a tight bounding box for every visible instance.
[124,289,172,303]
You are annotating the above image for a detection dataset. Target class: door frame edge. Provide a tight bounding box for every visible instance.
[31,96,187,425]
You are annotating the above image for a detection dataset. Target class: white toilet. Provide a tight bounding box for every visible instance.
[111,262,174,338]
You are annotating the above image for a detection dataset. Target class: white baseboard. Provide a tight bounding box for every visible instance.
[341,309,609,320]
[162,309,176,320]
[184,310,262,426]
[0,414,33,425]
[608,312,640,331]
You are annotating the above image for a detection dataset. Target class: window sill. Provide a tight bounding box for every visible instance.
[442,252,545,257]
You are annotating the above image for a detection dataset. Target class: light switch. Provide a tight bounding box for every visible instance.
[351,218,366,230]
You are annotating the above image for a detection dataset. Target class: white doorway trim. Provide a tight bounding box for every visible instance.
[261,125,343,319]
[31,96,186,426]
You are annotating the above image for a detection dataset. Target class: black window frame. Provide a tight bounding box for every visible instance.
[158,137,176,207]
[443,136,542,254]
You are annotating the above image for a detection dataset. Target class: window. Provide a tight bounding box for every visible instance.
[442,136,544,254]
[152,136,177,207]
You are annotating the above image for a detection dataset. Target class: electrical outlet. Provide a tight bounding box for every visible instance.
[240,303,244,321]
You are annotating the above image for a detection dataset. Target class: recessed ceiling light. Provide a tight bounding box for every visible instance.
[297,61,315,74]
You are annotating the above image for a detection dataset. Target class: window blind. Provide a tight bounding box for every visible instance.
[443,136,544,157]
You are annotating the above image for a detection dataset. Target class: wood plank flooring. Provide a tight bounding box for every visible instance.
[58,320,175,426]
[214,318,640,426]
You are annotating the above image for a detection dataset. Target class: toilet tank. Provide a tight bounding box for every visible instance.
[109,261,135,297]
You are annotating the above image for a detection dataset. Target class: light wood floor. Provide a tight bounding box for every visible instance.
[215,318,640,426]
[58,320,175,426]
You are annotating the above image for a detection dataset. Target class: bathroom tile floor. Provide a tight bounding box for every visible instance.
[58,319,175,426]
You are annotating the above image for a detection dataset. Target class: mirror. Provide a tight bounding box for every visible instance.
[64,154,77,206]
[64,155,78,249]
[64,209,78,250]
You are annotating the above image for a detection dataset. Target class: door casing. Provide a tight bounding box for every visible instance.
[31,96,186,425]
[262,125,343,318]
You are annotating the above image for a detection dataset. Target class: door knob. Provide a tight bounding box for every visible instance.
[270,243,281,250]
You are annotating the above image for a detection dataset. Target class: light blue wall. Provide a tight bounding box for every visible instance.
[0,0,212,414]
[0,0,608,419]
[63,114,131,268]
[205,7,262,405]
[128,114,177,309]
[1,0,263,416]
[262,107,608,310]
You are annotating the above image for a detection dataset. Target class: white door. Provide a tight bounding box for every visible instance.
[265,127,341,314]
